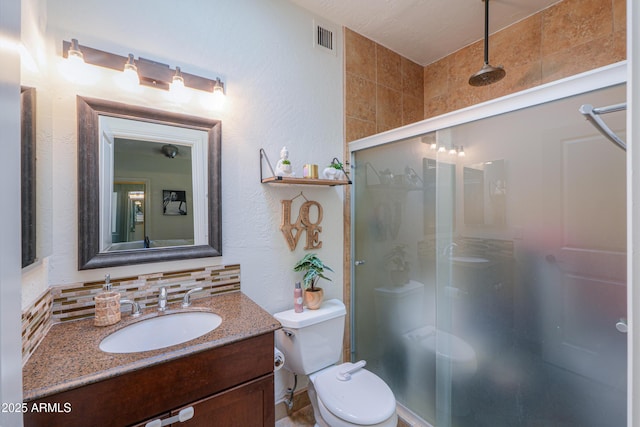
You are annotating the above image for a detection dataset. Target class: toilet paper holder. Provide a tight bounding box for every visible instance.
[274,348,285,371]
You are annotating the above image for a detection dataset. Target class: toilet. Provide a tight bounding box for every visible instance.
[274,299,398,427]
[374,281,477,415]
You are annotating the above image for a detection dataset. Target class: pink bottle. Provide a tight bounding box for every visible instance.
[294,282,303,313]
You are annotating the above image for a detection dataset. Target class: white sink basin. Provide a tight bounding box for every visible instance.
[450,256,490,263]
[99,311,222,354]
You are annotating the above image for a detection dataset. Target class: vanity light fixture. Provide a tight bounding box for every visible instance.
[62,39,226,104]
[447,145,466,157]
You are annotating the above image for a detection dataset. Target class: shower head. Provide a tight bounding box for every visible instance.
[469,63,506,87]
[469,0,506,87]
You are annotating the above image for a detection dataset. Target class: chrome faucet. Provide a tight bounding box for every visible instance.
[120,299,141,317]
[182,287,204,308]
[158,287,168,312]
[442,242,458,256]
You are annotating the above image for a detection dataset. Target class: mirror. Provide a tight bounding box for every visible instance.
[463,159,506,226]
[21,87,36,268]
[77,96,221,269]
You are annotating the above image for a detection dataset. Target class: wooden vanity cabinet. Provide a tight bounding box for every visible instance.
[24,333,275,427]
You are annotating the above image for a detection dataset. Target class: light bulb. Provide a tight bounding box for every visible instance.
[458,146,466,157]
[115,54,141,92]
[449,147,457,155]
[59,39,99,85]
[438,145,446,153]
[430,142,437,150]
[168,67,192,103]
[211,78,225,109]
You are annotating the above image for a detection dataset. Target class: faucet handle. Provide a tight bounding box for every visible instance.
[182,287,204,308]
[120,299,141,317]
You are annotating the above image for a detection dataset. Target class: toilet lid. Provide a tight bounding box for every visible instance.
[314,363,396,425]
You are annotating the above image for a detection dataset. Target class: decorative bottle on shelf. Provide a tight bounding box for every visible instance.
[94,274,121,326]
[294,282,304,313]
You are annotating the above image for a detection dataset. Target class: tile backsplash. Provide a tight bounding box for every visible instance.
[21,264,240,364]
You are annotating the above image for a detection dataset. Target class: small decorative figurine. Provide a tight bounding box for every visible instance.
[275,146,295,177]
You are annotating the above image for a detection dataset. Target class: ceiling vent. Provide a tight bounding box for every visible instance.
[313,19,337,55]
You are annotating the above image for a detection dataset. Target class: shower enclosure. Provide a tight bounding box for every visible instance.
[350,65,627,427]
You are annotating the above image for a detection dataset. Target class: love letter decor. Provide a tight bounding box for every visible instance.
[280,193,323,251]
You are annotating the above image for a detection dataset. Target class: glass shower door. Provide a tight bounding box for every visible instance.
[351,82,627,427]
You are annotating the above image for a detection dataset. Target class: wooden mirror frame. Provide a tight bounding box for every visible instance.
[21,87,37,268]
[77,96,221,270]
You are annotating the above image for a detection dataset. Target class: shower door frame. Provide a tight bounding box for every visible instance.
[349,61,632,425]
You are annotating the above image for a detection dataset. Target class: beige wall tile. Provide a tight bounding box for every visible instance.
[377,44,402,91]
[345,72,377,122]
[376,85,403,132]
[345,28,377,81]
[541,0,612,57]
[489,60,542,99]
[613,0,626,33]
[542,33,622,83]
[345,116,376,142]
[402,57,424,99]
[424,56,450,100]
[450,41,486,90]
[492,14,542,69]
[424,94,450,119]
[402,94,424,126]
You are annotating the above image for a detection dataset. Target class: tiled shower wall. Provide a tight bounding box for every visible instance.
[344,0,627,142]
[423,0,626,118]
[344,27,424,143]
[21,264,240,364]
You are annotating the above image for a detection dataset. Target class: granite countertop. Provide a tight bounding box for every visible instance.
[23,291,281,402]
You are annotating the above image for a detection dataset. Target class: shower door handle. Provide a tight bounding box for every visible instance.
[354,260,366,266]
[615,318,628,334]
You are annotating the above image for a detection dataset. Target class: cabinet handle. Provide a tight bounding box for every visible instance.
[145,406,194,427]
[354,260,366,266]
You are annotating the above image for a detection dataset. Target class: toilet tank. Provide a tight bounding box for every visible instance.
[273,299,346,375]
[374,280,425,334]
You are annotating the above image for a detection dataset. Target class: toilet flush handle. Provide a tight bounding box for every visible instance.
[337,360,367,381]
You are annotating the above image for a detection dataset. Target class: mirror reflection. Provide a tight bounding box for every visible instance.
[108,138,195,251]
[464,159,506,226]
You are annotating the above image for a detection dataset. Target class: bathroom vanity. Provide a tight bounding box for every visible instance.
[22,292,280,427]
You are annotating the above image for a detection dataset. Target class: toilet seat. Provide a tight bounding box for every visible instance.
[311,363,396,426]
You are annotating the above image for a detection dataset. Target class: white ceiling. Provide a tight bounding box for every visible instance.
[290,0,562,66]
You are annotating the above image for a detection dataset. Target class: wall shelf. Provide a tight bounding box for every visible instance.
[260,149,351,186]
[261,176,351,186]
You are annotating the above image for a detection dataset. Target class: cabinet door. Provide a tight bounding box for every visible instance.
[173,375,274,427]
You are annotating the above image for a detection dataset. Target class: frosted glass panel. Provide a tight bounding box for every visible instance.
[352,83,626,426]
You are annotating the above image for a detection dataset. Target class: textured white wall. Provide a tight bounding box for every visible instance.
[21,0,344,403]
[1,0,24,421]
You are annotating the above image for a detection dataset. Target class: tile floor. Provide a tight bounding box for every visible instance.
[275,405,316,427]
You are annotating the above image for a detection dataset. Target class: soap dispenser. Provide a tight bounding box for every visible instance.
[94,274,121,326]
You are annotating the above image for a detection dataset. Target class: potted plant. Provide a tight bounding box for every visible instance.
[386,244,410,286]
[322,159,346,180]
[293,253,333,309]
